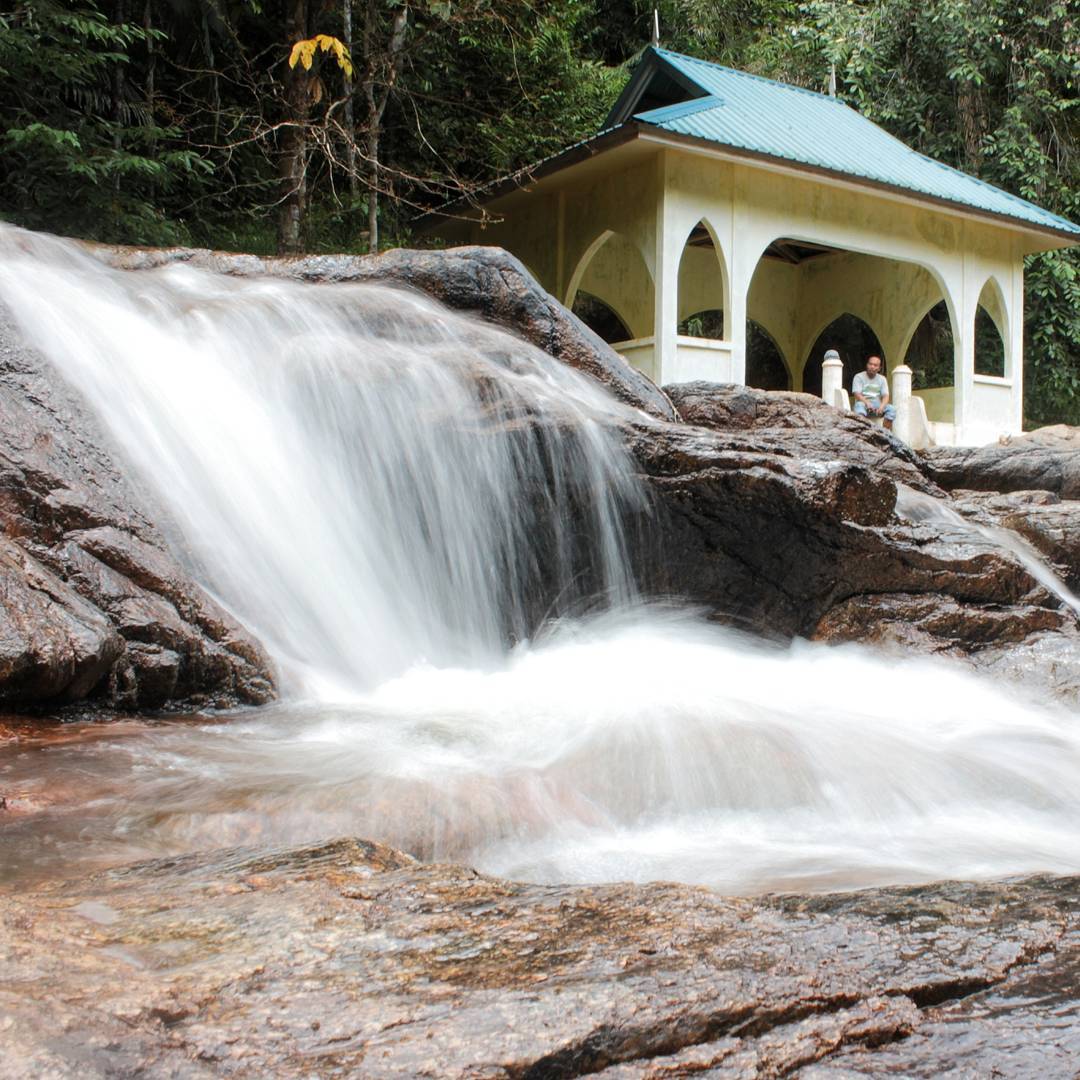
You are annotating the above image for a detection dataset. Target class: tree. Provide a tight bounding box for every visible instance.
[0,0,210,244]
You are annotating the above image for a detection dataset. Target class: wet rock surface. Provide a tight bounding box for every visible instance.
[921,441,1080,498]
[0,309,274,710]
[664,382,937,495]
[949,488,1080,592]
[625,408,1069,657]
[635,383,1080,694]
[1,836,1078,1078]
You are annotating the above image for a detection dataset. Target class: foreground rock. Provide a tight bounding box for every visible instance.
[2,837,1077,1077]
[0,309,274,709]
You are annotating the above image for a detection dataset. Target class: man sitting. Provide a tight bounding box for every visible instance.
[851,355,895,430]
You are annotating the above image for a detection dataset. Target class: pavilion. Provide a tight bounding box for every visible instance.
[422,46,1080,446]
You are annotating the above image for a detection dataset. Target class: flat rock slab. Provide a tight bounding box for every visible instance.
[2,838,1079,1077]
[921,443,1080,499]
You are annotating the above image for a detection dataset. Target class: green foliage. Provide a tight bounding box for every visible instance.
[0,0,210,244]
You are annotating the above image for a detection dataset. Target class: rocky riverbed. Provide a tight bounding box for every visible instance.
[3,836,1079,1078]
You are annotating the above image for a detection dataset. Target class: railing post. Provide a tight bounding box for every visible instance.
[821,349,844,409]
[891,363,913,443]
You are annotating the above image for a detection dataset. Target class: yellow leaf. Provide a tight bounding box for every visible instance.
[288,39,317,71]
[287,35,353,79]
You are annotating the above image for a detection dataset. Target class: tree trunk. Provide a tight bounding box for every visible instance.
[362,0,377,251]
[278,0,311,254]
[113,0,125,197]
[144,0,155,105]
[343,0,357,199]
[202,10,220,144]
[365,83,379,251]
[362,2,408,254]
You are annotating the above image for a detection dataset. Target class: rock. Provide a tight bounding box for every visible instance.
[920,442,1080,498]
[0,308,274,710]
[93,241,678,422]
[0,536,123,703]
[999,422,1080,449]
[810,593,1080,703]
[627,418,1061,644]
[2,836,1079,1077]
[948,489,1080,593]
[664,381,937,495]
[629,384,1080,677]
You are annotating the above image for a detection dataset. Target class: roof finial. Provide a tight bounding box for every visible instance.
[652,8,660,47]
[828,62,837,97]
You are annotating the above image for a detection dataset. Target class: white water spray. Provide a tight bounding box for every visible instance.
[2,226,1080,893]
[0,227,643,697]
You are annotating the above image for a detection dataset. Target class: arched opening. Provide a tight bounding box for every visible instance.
[677,220,726,339]
[903,300,956,428]
[565,231,653,342]
[571,291,632,344]
[747,321,791,390]
[803,314,885,398]
[678,308,724,338]
[975,278,1007,377]
[904,301,955,389]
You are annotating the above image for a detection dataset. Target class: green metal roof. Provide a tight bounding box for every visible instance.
[617,47,1080,239]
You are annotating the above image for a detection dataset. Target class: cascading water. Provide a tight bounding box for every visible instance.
[3,224,1080,894]
[0,227,643,697]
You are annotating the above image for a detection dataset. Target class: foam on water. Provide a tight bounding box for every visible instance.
[1,225,1079,893]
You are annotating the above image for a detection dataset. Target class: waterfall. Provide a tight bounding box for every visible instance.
[0,226,644,698]
[3,225,1080,895]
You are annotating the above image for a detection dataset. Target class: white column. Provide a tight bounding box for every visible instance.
[727,195,748,386]
[891,363,913,442]
[1009,252,1025,433]
[955,243,976,442]
[653,154,678,386]
[821,353,844,408]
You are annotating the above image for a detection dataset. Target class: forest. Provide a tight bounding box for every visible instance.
[1,0,1077,423]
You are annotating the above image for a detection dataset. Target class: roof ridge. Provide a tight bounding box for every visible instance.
[634,94,723,124]
[652,46,851,108]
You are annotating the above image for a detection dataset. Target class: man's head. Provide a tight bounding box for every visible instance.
[866,355,882,376]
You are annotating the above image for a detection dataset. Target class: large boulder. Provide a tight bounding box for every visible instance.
[625,385,1079,698]
[2,836,1078,1077]
[627,418,1063,639]
[0,309,274,709]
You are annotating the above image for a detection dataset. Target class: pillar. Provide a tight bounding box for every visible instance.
[891,363,913,443]
[821,353,844,408]
[1009,252,1025,433]
[652,153,678,386]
